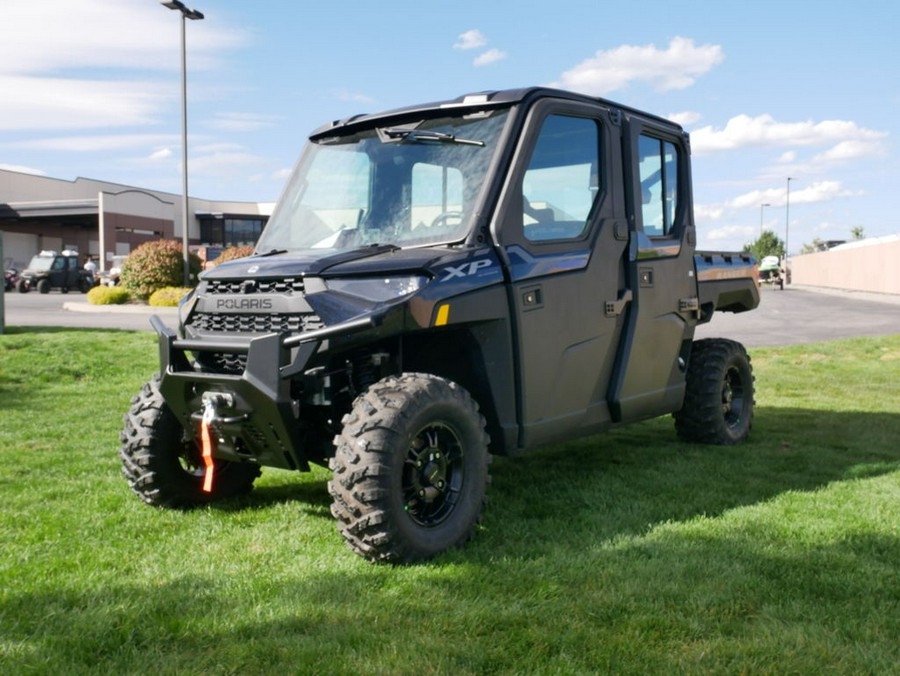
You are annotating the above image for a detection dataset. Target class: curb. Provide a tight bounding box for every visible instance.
[63,302,179,315]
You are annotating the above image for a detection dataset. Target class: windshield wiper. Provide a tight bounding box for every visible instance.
[380,127,484,147]
[255,248,288,257]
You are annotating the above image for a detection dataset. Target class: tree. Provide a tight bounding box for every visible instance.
[743,229,785,261]
[850,226,865,241]
[800,237,825,254]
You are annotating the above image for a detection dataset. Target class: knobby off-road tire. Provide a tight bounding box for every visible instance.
[675,338,755,444]
[37,279,51,294]
[120,376,260,508]
[329,373,491,564]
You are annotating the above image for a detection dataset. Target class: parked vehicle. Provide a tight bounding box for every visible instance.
[758,255,784,289]
[16,250,96,294]
[4,267,17,292]
[97,255,128,287]
[121,87,760,563]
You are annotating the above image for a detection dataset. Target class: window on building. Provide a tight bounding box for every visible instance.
[200,216,267,247]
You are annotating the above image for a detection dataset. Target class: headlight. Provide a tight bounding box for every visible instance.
[324,275,428,302]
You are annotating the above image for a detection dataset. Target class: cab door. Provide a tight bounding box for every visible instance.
[493,99,630,449]
[607,121,699,423]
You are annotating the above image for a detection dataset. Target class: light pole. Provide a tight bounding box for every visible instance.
[785,177,795,277]
[759,202,771,236]
[162,1,204,287]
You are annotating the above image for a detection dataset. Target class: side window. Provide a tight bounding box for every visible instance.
[638,135,679,237]
[521,115,601,242]
[411,163,464,231]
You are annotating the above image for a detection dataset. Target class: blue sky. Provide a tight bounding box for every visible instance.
[1,0,897,253]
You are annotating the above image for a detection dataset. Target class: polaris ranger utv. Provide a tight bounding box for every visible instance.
[121,87,759,563]
[16,250,95,294]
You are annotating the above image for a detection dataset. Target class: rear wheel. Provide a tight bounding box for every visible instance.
[329,373,491,563]
[37,279,51,294]
[120,376,260,508]
[674,338,754,444]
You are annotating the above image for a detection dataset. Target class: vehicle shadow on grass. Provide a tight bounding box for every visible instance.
[477,406,899,559]
[215,406,900,560]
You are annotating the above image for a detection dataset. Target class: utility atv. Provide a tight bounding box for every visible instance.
[121,87,760,563]
[16,250,95,294]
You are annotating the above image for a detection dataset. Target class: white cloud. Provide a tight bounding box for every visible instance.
[0,75,171,131]
[148,147,173,161]
[0,1,246,133]
[454,29,487,51]
[0,0,245,76]
[778,150,797,163]
[668,111,702,126]
[812,140,887,163]
[703,224,754,241]
[697,181,863,233]
[691,114,886,154]
[553,37,724,95]
[474,48,507,67]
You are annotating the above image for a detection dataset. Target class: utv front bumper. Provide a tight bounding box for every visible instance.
[150,314,374,471]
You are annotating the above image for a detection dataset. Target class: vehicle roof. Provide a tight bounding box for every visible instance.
[309,86,682,140]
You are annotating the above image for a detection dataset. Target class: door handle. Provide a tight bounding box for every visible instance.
[605,289,632,317]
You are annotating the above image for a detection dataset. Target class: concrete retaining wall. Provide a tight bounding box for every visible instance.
[791,237,900,294]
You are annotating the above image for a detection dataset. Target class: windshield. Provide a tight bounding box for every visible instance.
[27,256,54,271]
[256,110,509,253]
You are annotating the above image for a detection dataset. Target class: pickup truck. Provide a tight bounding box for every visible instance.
[121,87,759,563]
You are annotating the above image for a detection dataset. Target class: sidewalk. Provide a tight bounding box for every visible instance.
[788,284,900,306]
[62,301,178,316]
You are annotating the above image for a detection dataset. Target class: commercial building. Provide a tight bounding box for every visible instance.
[1,168,273,270]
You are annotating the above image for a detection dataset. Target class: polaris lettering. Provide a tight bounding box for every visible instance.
[216,297,274,311]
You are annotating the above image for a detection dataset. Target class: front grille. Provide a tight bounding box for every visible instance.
[187,277,325,375]
[206,278,306,295]
[189,312,325,334]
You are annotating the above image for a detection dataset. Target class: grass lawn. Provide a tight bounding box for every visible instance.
[0,327,898,674]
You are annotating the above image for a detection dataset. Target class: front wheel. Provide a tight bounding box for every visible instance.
[674,338,755,444]
[120,376,260,508]
[329,373,491,564]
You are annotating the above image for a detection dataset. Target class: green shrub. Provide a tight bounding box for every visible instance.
[148,286,192,307]
[210,245,255,266]
[120,240,202,300]
[86,285,130,305]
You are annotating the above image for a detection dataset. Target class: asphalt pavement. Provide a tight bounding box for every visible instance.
[2,289,177,332]
[694,285,900,347]
[2,284,899,347]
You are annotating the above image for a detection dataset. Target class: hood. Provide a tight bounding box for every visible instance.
[202,245,475,281]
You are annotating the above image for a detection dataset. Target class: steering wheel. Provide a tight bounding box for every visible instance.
[429,211,464,229]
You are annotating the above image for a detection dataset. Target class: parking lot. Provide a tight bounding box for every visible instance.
[2,289,177,332]
[2,285,900,346]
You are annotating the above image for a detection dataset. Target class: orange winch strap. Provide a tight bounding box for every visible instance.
[200,419,214,493]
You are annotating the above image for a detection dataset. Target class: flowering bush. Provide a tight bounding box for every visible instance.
[210,245,255,266]
[120,240,202,300]
[148,286,193,307]
[87,285,130,305]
